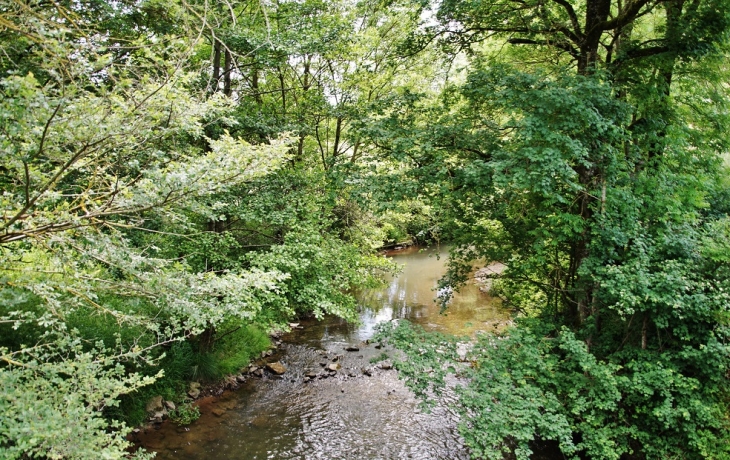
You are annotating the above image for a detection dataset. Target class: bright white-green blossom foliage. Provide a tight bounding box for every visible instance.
[0,2,294,457]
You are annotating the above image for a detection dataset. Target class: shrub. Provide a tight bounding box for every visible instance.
[169,403,201,426]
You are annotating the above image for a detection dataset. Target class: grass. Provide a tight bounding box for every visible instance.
[111,320,271,427]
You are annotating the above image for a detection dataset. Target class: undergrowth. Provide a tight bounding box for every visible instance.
[107,321,270,427]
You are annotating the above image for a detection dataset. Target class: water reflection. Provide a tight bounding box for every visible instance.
[355,245,509,338]
[137,245,510,460]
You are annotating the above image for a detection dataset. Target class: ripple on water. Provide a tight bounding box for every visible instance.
[140,342,469,459]
[138,246,510,460]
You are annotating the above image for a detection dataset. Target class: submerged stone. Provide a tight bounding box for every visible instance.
[266,362,287,375]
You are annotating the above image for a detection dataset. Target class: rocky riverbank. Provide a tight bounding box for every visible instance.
[132,314,468,460]
[131,321,399,448]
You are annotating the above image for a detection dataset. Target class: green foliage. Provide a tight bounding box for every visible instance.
[188,352,219,383]
[3,0,728,458]
[169,403,201,426]
[65,299,154,351]
[379,320,730,460]
[0,338,158,460]
[112,342,194,427]
[213,322,271,377]
[249,228,394,322]
[0,1,405,451]
[378,200,438,245]
[162,342,198,383]
[160,167,401,325]
[0,1,291,457]
[110,324,270,427]
[375,321,461,404]
[365,1,730,458]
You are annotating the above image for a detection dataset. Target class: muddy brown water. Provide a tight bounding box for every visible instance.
[136,246,511,459]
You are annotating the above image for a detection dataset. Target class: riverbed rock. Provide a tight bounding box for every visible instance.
[306,371,318,378]
[212,408,226,417]
[345,345,360,352]
[379,362,393,370]
[362,367,373,376]
[474,263,507,292]
[164,401,176,411]
[266,362,287,375]
[236,374,247,383]
[253,368,264,377]
[327,363,341,372]
[188,382,201,399]
[145,395,163,413]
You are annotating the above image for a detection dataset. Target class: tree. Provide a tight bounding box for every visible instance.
[373,0,730,458]
[0,2,291,457]
[0,1,407,455]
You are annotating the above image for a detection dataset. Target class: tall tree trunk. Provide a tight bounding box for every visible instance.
[332,116,343,160]
[277,66,286,117]
[212,39,222,93]
[294,56,312,164]
[297,133,305,161]
[207,219,226,233]
[302,56,311,91]
[223,48,232,97]
[351,139,361,163]
[565,0,614,326]
[579,0,612,75]
[252,67,262,104]
[646,0,682,161]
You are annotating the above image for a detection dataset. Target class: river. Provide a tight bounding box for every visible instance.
[136,245,511,459]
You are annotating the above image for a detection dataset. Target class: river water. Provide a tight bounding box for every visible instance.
[136,246,511,459]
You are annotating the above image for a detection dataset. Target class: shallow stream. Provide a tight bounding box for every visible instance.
[136,246,511,459]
